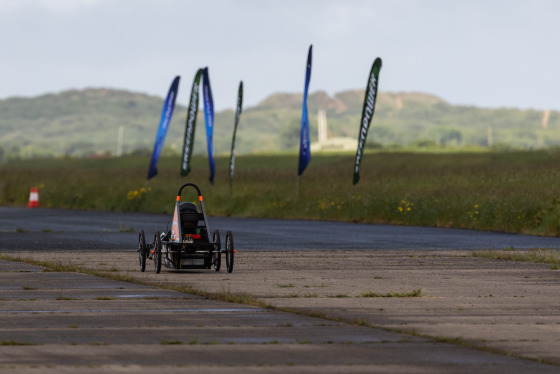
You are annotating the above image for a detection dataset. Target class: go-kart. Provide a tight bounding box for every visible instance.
[137,183,234,273]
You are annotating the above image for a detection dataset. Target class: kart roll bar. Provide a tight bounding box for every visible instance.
[177,183,202,197]
[176,183,211,236]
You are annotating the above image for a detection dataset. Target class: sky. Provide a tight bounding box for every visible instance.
[1,0,559,112]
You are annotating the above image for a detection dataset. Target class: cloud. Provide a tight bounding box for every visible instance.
[0,0,108,14]
[0,0,25,13]
[1,0,560,111]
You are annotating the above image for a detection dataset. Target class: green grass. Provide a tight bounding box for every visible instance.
[160,340,183,345]
[360,289,422,298]
[0,340,38,346]
[473,248,560,269]
[276,283,295,288]
[4,150,560,236]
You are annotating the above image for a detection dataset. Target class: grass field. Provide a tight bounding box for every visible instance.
[2,149,560,237]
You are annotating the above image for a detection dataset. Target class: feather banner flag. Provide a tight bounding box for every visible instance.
[147,75,180,180]
[298,45,313,176]
[202,67,215,184]
[353,57,382,185]
[229,81,244,188]
[181,68,203,177]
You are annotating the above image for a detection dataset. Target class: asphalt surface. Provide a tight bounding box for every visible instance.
[1,206,560,251]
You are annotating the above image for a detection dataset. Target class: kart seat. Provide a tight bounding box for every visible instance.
[179,202,208,241]
[179,202,203,227]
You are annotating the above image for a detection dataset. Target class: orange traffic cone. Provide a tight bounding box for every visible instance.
[27,187,40,208]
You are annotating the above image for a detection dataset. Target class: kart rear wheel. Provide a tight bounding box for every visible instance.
[138,230,147,272]
[213,229,221,272]
[225,231,234,273]
[154,231,162,274]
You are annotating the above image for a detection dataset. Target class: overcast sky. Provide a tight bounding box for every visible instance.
[1,0,559,112]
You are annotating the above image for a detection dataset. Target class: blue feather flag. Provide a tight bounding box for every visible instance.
[202,67,215,184]
[147,76,180,180]
[298,45,312,176]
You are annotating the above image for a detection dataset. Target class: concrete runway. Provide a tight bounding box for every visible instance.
[1,257,559,373]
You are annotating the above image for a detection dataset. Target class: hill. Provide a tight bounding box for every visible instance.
[0,88,559,160]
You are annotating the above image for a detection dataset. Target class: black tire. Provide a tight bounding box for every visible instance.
[225,231,234,273]
[154,231,162,274]
[213,229,221,271]
[138,230,147,272]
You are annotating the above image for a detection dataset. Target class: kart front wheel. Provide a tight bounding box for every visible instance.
[154,231,162,274]
[225,231,234,273]
[138,230,147,272]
